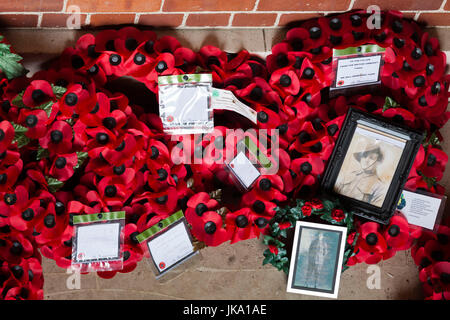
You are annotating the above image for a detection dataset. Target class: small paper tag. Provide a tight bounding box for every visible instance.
[75,223,121,262]
[398,190,446,230]
[330,44,385,94]
[147,220,195,273]
[228,152,261,189]
[211,88,258,124]
[158,74,214,135]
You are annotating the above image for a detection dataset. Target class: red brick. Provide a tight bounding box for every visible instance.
[418,13,450,26]
[0,14,38,27]
[257,0,350,11]
[89,14,136,27]
[67,0,161,12]
[278,13,324,26]
[232,13,277,27]
[0,0,63,11]
[445,0,450,10]
[41,13,88,28]
[185,13,230,27]
[139,14,184,28]
[353,0,443,11]
[163,0,256,12]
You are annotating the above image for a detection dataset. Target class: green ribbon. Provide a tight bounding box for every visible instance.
[333,44,385,57]
[243,136,273,169]
[158,73,212,85]
[136,210,184,243]
[72,211,125,225]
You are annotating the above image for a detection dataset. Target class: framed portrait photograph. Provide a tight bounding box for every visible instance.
[321,108,424,224]
[286,221,347,299]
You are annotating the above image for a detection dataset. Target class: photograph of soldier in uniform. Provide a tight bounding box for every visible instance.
[287,222,347,298]
[334,124,406,208]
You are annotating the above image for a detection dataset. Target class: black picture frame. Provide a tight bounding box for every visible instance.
[321,108,424,224]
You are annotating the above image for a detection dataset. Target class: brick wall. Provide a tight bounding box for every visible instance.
[0,0,449,28]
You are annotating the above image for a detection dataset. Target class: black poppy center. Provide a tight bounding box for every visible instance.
[298,130,311,144]
[259,178,272,191]
[96,132,109,145]
[427,154,437,167]
[257,111,268,123]
[105,185,117,197]
[300,162,312,175]
[65,93,78,106]
[25,115,38,128]
[55,157,67,169]
[252,200,265,213]
[144,40,154,54]
[411,47,423,60]
[350,14,362,27]
[302,67,315,79]
[4,193,16,205]
[431,82,441,95]
[50,130,63,143]
[255,217,268,228]
[150,145,159,159]
[0,173,7,185]
[11,265,24,278]
[113,165,126,175]
[366,233,378,246]
[279,74,292,87]
[392,20,403,33]
[10,241,23,256]
[157,168,168,181]
[276,54,289,68]
[235,215,249,228]
[130,231,140,244]
[310,142,322,153]
[204,221,217,235]
[156,61,168,73]
[31,89,46,104]
[329,17,342,30]
[388,225,400,237]
[134,53,146,65]
[102,117,117,130]
[309,26,322,39]
[195,203,208,217]
[291,38,303,51]
[44,214,56,228]
[277,123,288,135]
[441,273,450,284]
[109,54,122,66]
[250,86,263,101]
[55,201,65,215]
[21,208,34,221]
[413,75,425,87]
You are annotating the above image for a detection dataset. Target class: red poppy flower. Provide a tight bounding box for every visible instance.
[59,82,96,119]
[241,192,277,218]
[184,192,218,227]
[21,80,55,108]
[0,121,15,152]
[97,175,133,207]
[225,207,268,244]
[7,187,45,233]
[133,187,178,216]
[39,121,73,155]
[383,213,411,249]
[197,45,227,71]
[357,222,388,254]
[419,147,448,181]
[17,109,50,140]
[0,230,34,263]
[190,211,229,247]
[430,262,450,292]
[253,175,287,203]
[33,200,69,246]
[49,153,78,182]
[302,203,312,216]
[269,67,301,98]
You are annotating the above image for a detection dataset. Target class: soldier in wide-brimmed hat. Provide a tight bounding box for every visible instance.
[334,140,387,207]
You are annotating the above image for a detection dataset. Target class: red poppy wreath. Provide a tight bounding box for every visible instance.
[0,9,449,300]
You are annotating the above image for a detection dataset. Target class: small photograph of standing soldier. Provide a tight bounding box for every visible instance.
[294,228,341,292]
